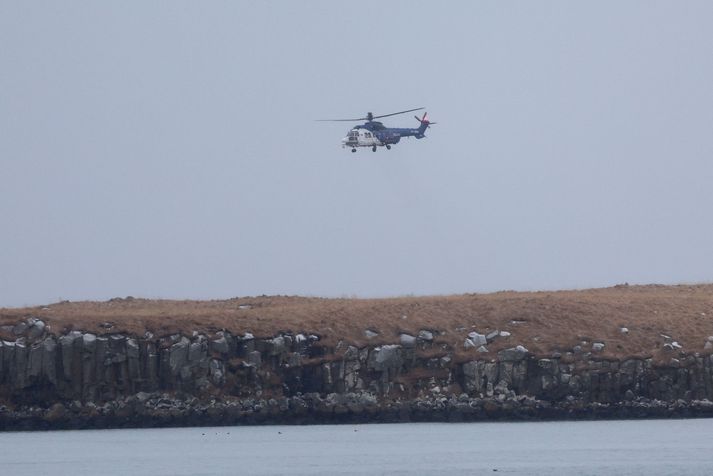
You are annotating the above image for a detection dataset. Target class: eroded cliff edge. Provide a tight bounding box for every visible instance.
[2,285,713,430]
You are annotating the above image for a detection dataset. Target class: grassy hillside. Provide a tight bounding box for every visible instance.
[2,284,712,360]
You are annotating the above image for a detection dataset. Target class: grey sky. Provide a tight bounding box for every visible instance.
[1,2,712,307]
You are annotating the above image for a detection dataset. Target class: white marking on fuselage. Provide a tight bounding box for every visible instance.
[341,127,383,148]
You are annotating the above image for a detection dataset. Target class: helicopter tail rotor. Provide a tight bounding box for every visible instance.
[414,112,435,138]
[414,112,436,127]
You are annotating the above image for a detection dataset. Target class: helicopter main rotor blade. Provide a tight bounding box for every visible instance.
[371,107,424,120]
[316,107,424,122]
[315,117,368,122]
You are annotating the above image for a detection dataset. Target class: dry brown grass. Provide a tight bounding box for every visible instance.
[2,284,713,359]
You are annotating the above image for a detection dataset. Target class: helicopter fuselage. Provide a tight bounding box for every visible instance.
[341,121,427,152]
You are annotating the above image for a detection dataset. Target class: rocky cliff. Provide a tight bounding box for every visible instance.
[3,306,713,430]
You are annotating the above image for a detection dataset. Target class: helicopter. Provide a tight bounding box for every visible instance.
[317,107,435,152]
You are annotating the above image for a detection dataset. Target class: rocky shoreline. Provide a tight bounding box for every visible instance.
[4,391,713,432]
[2,315,713,431]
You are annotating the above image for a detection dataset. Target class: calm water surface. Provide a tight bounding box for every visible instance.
[1,419,712,475]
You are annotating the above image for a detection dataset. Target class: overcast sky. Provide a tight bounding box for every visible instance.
[1,2,712,307]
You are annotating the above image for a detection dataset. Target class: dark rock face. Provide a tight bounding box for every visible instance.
[2,320,713,430]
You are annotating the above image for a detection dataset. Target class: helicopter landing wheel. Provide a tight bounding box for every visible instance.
[386,144,391,150]
[372,146,377,152]
[351,148,356,153]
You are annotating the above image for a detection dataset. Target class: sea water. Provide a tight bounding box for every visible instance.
[1,419,712,475]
